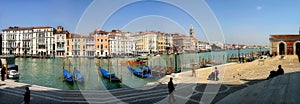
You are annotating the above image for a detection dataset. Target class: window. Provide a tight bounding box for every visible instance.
[101,39,103,42]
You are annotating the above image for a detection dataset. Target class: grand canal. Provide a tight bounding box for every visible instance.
[15,48,269,90]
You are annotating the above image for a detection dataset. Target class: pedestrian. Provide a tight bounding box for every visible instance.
[192,64,196,77]
[24,87,30,104]
[168,77,175,103]
[297,51,300,62]
[1,66,6,81]
[214,67,220,81]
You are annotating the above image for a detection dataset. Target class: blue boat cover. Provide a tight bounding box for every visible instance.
[73,69,84,83]
[63,69,73,83]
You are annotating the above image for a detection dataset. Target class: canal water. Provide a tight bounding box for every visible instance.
[15,48,269,90]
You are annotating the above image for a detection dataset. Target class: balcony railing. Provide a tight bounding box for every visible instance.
[56,47,65,51]
[37,42,45,45]
[72,48,80,51]
[56,40,65,43]
[6,38,16,41]
[22,38,31,41]
[86,42,94,44]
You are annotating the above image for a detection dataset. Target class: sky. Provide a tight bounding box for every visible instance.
[1,0,300,46]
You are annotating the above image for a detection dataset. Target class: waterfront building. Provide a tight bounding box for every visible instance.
[269,30,300,55]
[2,26,54,56]
[156,32,173,54]
[128,36,136,55]
[109,30,132,57]
[92,30,109,57]
[198,42,211,51]
[70,34,86,57]
[86,34,95,58]
[33,26,55,56]
[66,33,72,57]
[79,35,87,57]
[134,31,158,55]
[157,32,166,54]
[172,33,194,53]
[54,26,68,57]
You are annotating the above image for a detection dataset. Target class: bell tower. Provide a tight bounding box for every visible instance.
[190,24,194,38]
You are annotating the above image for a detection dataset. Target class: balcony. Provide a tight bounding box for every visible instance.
[37,42,46,45]
[56,47,65,51]
[56,40,65,43]
[86,42,94,45]
[21,46,30,49]
[72,48,80,51]
[6,38,16,41]
[22,38,31,41]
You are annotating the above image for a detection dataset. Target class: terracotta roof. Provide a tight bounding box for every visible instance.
[94,30,108,34]
[270,34,300,39]
[2,26,53,31]
[54,30,69,34]
[70,33,82,38]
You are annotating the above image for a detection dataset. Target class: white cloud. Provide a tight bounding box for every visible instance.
[256,6,262,10]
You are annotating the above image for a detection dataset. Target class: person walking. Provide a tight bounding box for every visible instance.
[214,67,220,81]
[1,66,6,81]
[297,50,300,62]
[168,77,175,103]
[24,87,30,104]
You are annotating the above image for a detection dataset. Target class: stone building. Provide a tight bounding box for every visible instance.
[269,30,300,55]
[2,26,54,56]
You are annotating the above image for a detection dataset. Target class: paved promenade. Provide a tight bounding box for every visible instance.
[0,55,299,104]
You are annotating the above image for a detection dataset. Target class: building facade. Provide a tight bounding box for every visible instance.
[54,26,68,57]
[109,30,132,57]
[173,34,194,53]
[86,34,95,57]
[134,31,158,55]
[269,33,300,55]
[93,30,109,57]
[2,26,54,56]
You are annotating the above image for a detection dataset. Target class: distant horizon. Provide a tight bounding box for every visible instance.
[1,0,300,46]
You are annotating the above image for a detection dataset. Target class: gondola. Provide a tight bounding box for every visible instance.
[99,67,121,82]
[73,68,84,83]
[63,69,73,83]
[127,66,151,78]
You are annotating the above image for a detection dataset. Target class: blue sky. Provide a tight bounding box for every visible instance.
[1,0,300,46]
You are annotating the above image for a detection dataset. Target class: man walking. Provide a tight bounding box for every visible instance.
[1,65,6,81]
[168,77,175,103]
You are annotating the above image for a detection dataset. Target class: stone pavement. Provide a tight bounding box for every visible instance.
[217,72,300,104]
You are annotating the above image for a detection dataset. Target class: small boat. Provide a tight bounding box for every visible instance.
[8,69,19,79]
[127,66,151,78]
[63,69,73,83]
[73,68,84,83]
[0,55,18,71]
[99,68,121,82]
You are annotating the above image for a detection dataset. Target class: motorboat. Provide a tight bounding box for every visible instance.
[8,70,19,79]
